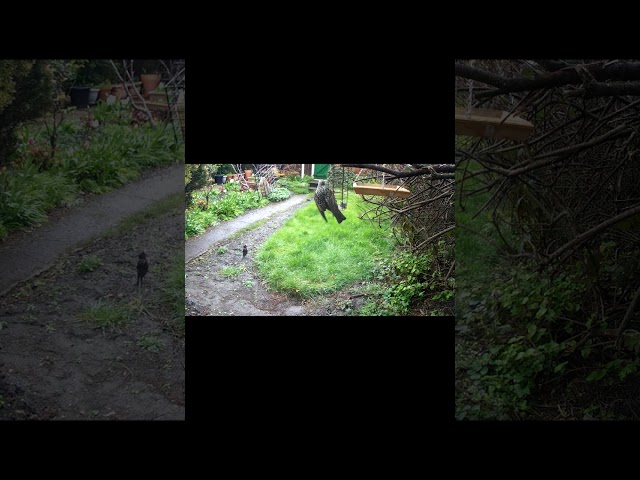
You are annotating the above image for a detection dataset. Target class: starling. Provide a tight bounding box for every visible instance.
[136,252,148,287]
[314,180,346,224]
[243,245,248,258]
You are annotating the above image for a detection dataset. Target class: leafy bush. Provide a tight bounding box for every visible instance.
[456,262,586,419]
[186,209,218,237]
[0,162,77,232]
[361,241,454,316]
[185,189,269,238]
[0,109,183,237]
[0,60,53,164]
[276,178,308,194]
[225,181,241,192]
[267,187,290,202]
[59,122,181,193]
[92,101,131,126]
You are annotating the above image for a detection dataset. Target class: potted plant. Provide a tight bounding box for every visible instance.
[97,81,112,102]
[141,69,162,98]
[88,86,100,105]
[210,164,224,185]
[225,166,238,181]
[69,85,91,108]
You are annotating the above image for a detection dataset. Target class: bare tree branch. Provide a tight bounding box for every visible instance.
[546,203,640,263]
[338,164,454,179]
[109,59,156,126]
[457,60,640,98]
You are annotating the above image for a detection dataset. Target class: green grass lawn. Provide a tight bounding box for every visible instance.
[255,192,395,297]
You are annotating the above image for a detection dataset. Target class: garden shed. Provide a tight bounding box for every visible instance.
[279,164,330,179]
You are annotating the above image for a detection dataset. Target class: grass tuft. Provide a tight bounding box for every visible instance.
[78,255,102,273]
[81,299,132,331]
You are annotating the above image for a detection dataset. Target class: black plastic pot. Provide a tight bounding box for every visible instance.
[214,175,224,185]
[69,86,91,108]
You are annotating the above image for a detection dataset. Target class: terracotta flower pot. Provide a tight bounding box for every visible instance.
[244,170,253,180]
[98,87,112,102]
[141,74,162,97]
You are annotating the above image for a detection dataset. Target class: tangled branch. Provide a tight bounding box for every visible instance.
[456,58,640,338]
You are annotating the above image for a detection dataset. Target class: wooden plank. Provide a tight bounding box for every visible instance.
[455,107,534,141]
[353,183,411,199]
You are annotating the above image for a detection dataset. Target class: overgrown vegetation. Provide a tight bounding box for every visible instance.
[0,100,184,241]
[456,59,640,420]
[0,60,53,164]
[267,187,290,202]
[276,175,313,194]
[185,188,269,238]
[358,243,455,316]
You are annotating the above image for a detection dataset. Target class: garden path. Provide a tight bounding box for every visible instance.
[0,163,184,297]
[185,194,309,263]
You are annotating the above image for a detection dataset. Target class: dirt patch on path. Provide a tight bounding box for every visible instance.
[185,197,373,317]
[0,199,184,420]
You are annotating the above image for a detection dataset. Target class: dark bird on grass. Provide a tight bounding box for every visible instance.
[243,245,248,259]
[137,252,148,288]
[314,180,346,224]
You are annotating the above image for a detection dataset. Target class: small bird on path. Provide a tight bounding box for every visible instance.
[137,252,148,288]
[314,180,346,224]
[243,245,248,259]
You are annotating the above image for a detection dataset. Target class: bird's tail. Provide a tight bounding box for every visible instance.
[335,209,346,224]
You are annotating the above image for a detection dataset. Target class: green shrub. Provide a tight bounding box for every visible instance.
[277,178,309,194]
[0,163,77,231]
[456,262,586,420]
[0,60,53,164]
[185,188,269,238]
[361,242,454,316]
[267,187,291,202]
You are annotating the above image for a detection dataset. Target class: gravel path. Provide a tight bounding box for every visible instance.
[185,195,370,317]
[0,163,184,297]
[185,194,309,263]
